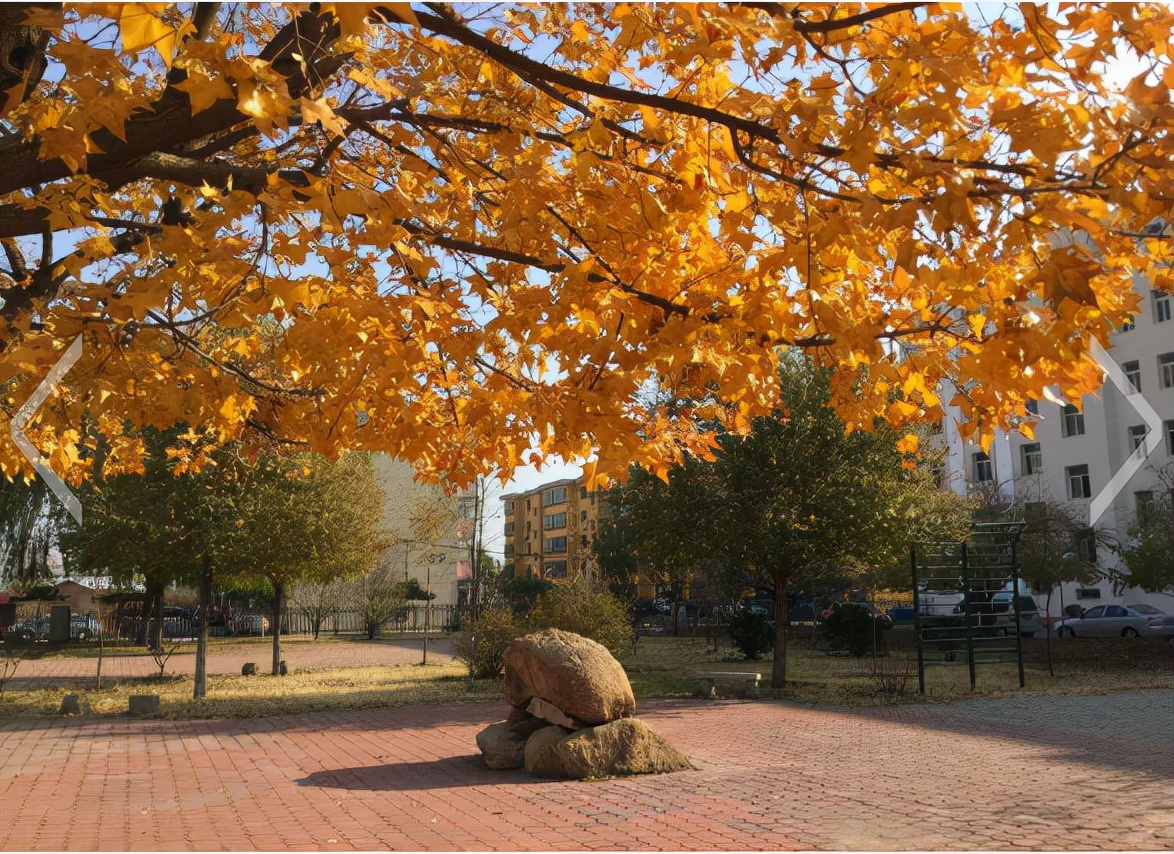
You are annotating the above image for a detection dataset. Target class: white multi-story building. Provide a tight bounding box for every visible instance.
[940,275,1174,618]
[372,455,471,608]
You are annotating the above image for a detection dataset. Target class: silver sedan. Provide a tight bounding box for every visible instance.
[1054,603,1174,638]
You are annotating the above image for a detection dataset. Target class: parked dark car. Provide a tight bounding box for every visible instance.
[4,614,101,642]
[887,605,917,628]
[3,616,48,642]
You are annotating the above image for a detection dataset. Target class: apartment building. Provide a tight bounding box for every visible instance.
[940,273,1174,616]
[501,477,608,582]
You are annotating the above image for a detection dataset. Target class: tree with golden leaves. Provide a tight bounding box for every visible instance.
[2,3,1172,487]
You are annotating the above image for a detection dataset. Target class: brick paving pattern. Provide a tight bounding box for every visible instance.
[1,690,1171,850]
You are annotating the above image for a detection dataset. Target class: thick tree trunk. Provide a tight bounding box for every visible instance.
[770,572,789,690]
[1044,586,1054,677]
[137,581,153,646]
[271,580,284,676]
[144,580,163,650]
[193,559,211,699]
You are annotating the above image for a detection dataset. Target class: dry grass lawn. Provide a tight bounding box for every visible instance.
[626,633,1174,705]
[1,632,1169,721]
[0,659,499,721]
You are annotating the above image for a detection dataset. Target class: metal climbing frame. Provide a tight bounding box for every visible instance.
[910,522,1028,693]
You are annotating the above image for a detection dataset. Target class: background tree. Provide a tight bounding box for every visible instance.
[351,557,408,641]
[2,4,1172,491]
[593,508,640,603]
[62,428,386,690]
[604,460,726,634]
[601,357,971,688]
[61,427,224,652]
[226,451,386,675]
[717,360,970,688]
[289,578,348,640]
[1116,471,1174,596]
[0,477,72,583]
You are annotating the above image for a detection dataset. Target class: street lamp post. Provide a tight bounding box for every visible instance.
[421,551,443,666]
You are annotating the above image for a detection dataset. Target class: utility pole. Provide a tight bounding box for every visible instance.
[422,561,431,666]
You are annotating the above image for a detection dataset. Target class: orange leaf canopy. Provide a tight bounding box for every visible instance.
[0,3,1171,485]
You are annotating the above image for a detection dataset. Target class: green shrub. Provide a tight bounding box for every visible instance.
[499,575,554,614]
[524,581,632,658]
[821,603,889,656]
[453,582,634,679]
[452,607,518,679]
[727,609,775,660]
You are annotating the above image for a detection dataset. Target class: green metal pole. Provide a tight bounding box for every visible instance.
[1012,540,1025,688]
[962,542,976,691]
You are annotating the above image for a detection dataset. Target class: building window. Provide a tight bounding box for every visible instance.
[543,512,567,530]
[1123,360,1141,392]
[1025,399,1039,416]
[544,536,567,554]
[1168,420,1174,455]
[1160,353,1174,389]
[504,500,515,516]
[579,485,588,499]
[1066,464,1091,499]
[1154,289,1172,323]
[542,486,568,506]
[1120,319,1135,332]
[1061,405,1085,438]
[1021,443,1042,475]
[544,561,568,579]
[972,452,993,483]
[1075,588,1101,601]
[1129,425,1148,453]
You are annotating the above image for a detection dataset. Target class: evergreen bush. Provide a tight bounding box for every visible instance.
[727,609,775,660]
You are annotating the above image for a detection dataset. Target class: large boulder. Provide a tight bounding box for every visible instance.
[529,719,692,780]
[475,711,549,770]
[503,629,635,725]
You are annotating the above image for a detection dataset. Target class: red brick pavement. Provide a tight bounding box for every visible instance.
[1,691,1171,851]
[5,637,454,688]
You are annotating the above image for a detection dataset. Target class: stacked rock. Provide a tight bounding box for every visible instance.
[475,628,692,779]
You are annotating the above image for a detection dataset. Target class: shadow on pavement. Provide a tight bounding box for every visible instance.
[296,755,535,790]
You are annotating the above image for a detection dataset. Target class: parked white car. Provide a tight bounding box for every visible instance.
[989,592,1043,638]
[1054,604,1174,638]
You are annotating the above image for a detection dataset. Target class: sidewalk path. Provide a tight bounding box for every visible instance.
[1,691,1170,850]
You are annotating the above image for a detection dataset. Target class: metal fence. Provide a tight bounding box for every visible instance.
[4,601,464,644]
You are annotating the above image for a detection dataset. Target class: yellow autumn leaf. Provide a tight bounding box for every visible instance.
[118,4,187,68]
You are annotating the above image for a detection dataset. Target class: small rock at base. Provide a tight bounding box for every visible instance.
[59,694,80,715]
[476,714,549,770]
[543,718,692,779]
[241,663,256,676]
[523,725,571,777]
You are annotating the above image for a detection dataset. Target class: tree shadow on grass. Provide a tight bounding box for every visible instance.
[296,754,536,791]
